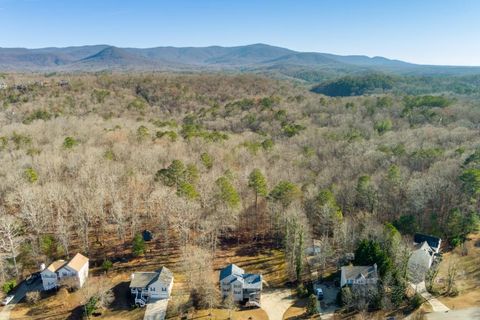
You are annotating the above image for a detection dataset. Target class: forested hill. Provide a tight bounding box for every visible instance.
[311,73,480,96]
[2,44,480,82]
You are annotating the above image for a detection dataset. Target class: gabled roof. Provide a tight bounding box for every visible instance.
[157,266,173,285]
[414,233,441,249]
[341,265,378,281]
[65,253,89,272]
[45,260,66,272]
[130,272,159,288]
[414,241,435,253]
[242,274,262,289]
[130,266,173,288]
[220,264,244,281]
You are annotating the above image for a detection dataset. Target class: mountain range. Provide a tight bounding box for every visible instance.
[1,44,480,81]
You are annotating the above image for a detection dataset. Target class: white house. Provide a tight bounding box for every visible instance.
[41,253,89,291]
[130,266,174,307]
[407,241,435,284]
[340,264,378,287]
[219,264,262,307]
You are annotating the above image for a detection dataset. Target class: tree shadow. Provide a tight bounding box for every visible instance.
[66,305,84,320]
[109,281,133,311]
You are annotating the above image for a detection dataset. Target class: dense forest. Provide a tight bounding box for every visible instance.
[311,72,480,96]
[0,72,479,316]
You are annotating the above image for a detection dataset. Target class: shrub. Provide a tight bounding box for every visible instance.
[282,123,306,137]
[261,138,274,151]
[176,181,199,199]
[200,152,214,170]
[23,110,52,124]
[283,123,304,137]
[24,167,38,183]
[410,293,424,309]
[2,280,16,294]
[136,126,150,141]
[84,296,99,316]
[156,130,178,142]
[0,136,7,150]
[103,149,116,161]
[102,260,113,273]
[40,235,56,257]
[63,137,78,149]
[306,294,318,316]
[128,99,146,111]
[374,119,392,135]
[92,89,110,103]
[11,132,31,149]
[26,291,41,305]
[296,284,308,298]
[132,234,145,257]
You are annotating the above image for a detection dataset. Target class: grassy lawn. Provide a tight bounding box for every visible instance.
[436,232,480,309]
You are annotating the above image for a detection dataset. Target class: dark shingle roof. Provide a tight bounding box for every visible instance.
[219,264,244,281]
[414,233,441,249]
[341,265,378,281]
[130,272,159,288]
[130,266,173,288]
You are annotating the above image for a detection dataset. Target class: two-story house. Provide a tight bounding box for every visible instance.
[219,264,262,307]
[340,264,378,287]
[40,253,89,291]
[129,266,174,307]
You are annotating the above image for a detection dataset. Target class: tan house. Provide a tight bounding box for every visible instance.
[41,253,89,291]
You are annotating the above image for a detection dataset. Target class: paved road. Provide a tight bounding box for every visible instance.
[144,298,168,320]
[0,278,42,320]
[426,307,480,320]
[261,288,295,320]
[410,282,450,312]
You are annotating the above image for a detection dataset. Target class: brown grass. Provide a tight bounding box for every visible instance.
[436,232,480,309]
[190,308,268,320]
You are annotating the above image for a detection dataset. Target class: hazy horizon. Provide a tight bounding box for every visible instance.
[1,0,480,66]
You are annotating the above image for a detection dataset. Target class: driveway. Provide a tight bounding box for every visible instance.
[261,288,295,320]
[313,282,339,319]
[0,278,43,320]
[426,307,480,320]
[410,282,449,312]
[144,298,168,320]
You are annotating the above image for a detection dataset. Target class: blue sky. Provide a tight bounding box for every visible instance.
[0,0,479,65]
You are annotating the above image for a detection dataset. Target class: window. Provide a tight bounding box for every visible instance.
[234,290,241,295]
[150,287,155,291]
[162,287,167,291]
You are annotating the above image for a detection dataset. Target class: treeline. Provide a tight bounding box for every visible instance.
[311,73,480,97]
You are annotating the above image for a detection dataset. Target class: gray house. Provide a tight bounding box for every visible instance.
[340,264,378,287]
[407,241,435,283]
[219,264,262,307]
[130,266,173,307]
